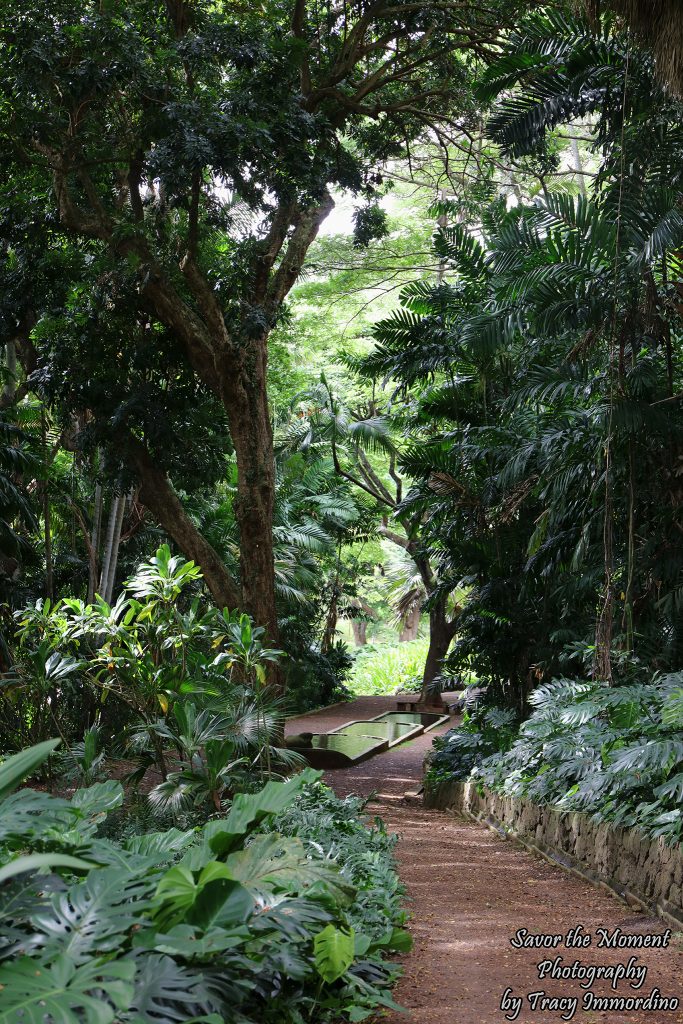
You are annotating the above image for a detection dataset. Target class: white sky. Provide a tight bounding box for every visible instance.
[319,190,356,236]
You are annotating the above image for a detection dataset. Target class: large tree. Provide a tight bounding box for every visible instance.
[0,0,518,668]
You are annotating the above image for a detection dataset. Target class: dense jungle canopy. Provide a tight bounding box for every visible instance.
[2,0,683,703]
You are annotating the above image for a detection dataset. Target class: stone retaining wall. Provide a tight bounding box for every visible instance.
[425,779,683,926]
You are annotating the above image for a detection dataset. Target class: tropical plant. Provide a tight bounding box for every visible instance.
[2,547,296,780]
[270,781,410,947]
[347,638,430,697]
[362,170,683,697]
[285,376,461,698]
[141,699,306,814]
[425,703,519,789]
[185,451,359,709]
[434,675,683,845]
[0,639,83,753]
[0,411,38,590]
[56,726,106,788]
[0,740,409,1023]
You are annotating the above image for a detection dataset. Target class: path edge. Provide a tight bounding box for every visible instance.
[426,779,683,931]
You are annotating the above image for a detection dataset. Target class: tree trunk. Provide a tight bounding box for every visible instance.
[54,166,334,695]
[98,495,119,602]
[399,606,420,642]
[103,491,126,603]
[321,584,339,654]
[130,441,241,613]
[217,336,280,662]
[569,131,587,197]
[420,598,458,704]
[351,620,367,646]
[41,409,53,602]
[87,482,103,604]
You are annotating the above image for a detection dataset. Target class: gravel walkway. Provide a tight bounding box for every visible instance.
[290,698,683,1024]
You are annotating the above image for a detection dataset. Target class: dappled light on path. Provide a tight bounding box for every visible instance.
[290,698,683,1024]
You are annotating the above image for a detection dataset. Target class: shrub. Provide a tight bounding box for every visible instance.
[280,613,352,712]
[271,781,408,945]
[429,675,683,846]
[3,547,295,789]
[347,638,429,696]
[425,702,518,788]
[0,741,409,1024]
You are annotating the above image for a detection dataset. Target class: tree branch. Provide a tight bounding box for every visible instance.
[129,438,242,611]
[266,191,335,309]
[377,524,411,549]
[357,448,396,506]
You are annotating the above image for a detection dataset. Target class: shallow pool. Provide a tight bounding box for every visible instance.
[373,711,445,727]
[337,720,418,743]
[308,733,383,758]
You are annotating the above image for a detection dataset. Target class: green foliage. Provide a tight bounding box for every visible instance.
[0,744,407,1024]
[0,412,38,570]
[3,547,292,787]
[314,926,355,983]
[0,0,502,656]
[0,956,136,1024]
[425,702,519,788]
[347,638,429,696]
[2,548,310,845]
[364,156,683,694]
[188,444,360,710]
[352,204,389,250]
[56,728,106,787]
[434,676,683,845]
[0,738,60,799]
[270,781,409,946]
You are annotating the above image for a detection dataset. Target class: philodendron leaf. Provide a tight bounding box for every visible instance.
[225,833,354,904]
[70,780,124,818]
[0,954,135,1024]
[0,789,78,849]
[0,853,93,885]
[124,828,196,860]
[387,927,413,952]
[0,740,60,801]
[153,865,197,929]
[370,926,413,952]
[187,877,254,931]
[31,866,155,964]
[201,769,322,858]
[313,924,355,983]
[127,953,213,1024]
[141,923,248,958]
[154,862,254,931]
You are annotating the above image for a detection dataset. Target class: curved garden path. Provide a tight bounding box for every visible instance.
[287,698,683,1024]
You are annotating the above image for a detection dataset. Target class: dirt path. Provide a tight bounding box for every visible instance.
[287,700,683,1024]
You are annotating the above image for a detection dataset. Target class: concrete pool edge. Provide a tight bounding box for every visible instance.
[294,710,451,767]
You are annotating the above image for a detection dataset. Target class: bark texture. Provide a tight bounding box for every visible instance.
[217,333,278,647]
[399,606,420,642]
[131,443,241,612]
[420,597,460,704]
[351,620,368,646]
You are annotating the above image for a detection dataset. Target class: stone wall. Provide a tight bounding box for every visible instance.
[425,780,683,926]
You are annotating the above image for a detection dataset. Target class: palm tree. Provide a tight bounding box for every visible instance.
[366,157,683,695]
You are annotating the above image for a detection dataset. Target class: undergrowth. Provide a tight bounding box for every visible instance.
[346,638,428,696]
[0,744,409,1024]
[426,675,683,845]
